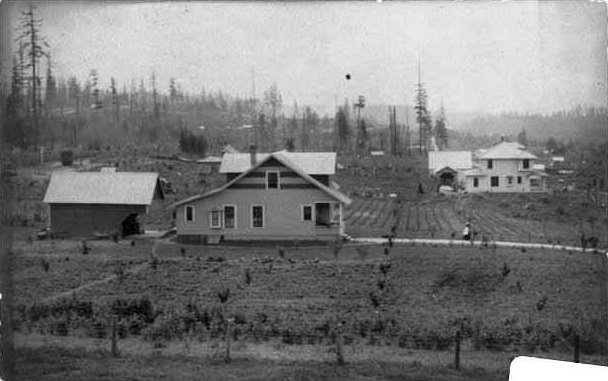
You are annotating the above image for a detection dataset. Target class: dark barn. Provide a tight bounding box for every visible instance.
[43,172,164,237]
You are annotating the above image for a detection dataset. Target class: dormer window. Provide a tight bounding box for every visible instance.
[267,171,280,189]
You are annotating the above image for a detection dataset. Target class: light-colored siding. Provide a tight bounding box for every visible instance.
[176,188,340,240]
[466,159,546,193]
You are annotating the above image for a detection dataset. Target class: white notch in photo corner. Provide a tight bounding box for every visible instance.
[509,356,608,381]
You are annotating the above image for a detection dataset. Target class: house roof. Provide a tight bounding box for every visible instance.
[172,152,350,208]
[479,142,537,160]
[196,156,222,164]
[44,172,163,205]
[219,151,336,175]
[428,151,473,172]
[221,144,240,154]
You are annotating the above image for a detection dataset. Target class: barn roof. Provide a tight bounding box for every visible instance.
[44,172,163,205]
[172,152,350,208]
[428,151,473,172]
[219,151,336,175]
[479,142,537,160]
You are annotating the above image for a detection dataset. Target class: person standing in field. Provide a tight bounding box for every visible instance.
[462,222,471,241]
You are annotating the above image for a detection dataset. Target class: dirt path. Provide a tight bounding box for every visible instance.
[40,262,149,303]
[351,237,606,254]
[40,239,168,304]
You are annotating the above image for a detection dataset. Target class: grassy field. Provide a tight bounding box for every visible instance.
[9,238,607,374]
[10,344,509,381]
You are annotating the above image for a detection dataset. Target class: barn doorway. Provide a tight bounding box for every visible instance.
[121,213,141,237]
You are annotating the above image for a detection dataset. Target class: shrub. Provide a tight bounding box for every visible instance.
[50,317,69,336]
[398,334,408,348]
[217,287,230,304]
[111,297,156,323]
[41,259,50,272]
[87,318,107,339]
[233,312,247,325]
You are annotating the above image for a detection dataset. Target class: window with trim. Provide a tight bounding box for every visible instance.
[517,176,522,184]
[267,171,279,189]
[185,206,195,222]
[252,205,264,228]
[487,160,493,169]
[523,159,530,169]
[224,206,236,229]
[302,205,312,221]
[491,176,499,187]
[210,210,222,228]
[507,176,513,185]
[473,178,479,188]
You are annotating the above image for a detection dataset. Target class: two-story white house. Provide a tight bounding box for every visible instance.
[464,141,548,193]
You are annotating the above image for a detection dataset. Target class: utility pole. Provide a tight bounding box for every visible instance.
[354,95,365,156]
[417,56,422,154]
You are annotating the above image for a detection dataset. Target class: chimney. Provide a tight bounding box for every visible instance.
[249,145,257,166]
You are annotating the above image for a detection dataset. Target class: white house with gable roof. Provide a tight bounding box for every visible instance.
[171,149,351,243]
[464,141,548,193]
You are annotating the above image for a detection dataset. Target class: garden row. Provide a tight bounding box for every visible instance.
[12,245,607,356]
[344,195,604,248]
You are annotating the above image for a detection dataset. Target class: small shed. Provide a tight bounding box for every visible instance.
[197,156,222,174]
[43,172,164,237]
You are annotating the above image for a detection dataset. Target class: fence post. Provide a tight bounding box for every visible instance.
[454,330,461,370]
[336,322,346,366]
[225,318,234,364]
[111,315,118,357]
[574,334,580,363]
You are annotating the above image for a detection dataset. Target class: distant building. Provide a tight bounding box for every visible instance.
[464,141,547,193]
[171,150,351,243]
[43,172,164,237]
[196,156,222,174]
[428,151,473,187]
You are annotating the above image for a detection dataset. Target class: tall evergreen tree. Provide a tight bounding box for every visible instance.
[110,77,119,122]
[517,128,527,146]
[44,55,56,106]
[335,106,350,152]
[414,82,432,153]
[150,71,159,118]
[89,69,102,110]
[17,3,50,145]
[434,104,448,150]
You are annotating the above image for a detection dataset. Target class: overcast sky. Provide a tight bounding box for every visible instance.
[1,1,606,115]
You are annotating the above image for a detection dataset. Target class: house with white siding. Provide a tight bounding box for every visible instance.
[428,151,473,188]
[464,141,548,193]
[171,150,351,243]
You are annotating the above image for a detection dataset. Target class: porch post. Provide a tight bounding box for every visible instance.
[339,203,344,235]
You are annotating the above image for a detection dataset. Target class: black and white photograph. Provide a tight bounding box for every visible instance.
[1,1,607,380]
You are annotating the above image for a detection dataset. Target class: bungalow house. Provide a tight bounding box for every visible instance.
[464,141,548,193]
[43,172,164,237]
[427,151,473,187]
[171,150,351,243]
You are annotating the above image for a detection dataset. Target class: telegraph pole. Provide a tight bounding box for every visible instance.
[354,95,365,156]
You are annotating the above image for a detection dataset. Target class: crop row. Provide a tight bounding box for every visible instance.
[344,197,599,246]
